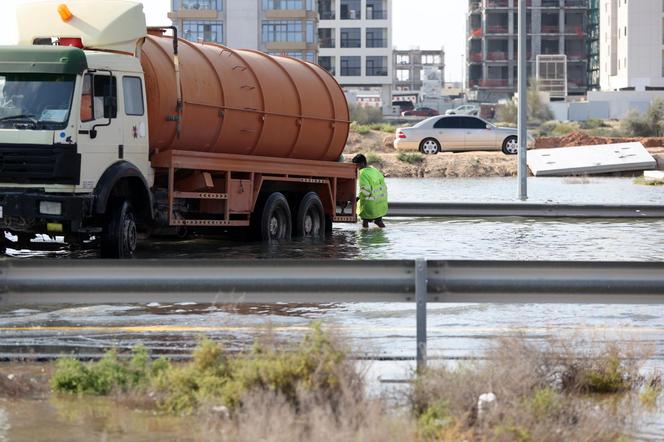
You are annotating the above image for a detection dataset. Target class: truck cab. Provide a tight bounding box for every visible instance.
[0,2,154,257]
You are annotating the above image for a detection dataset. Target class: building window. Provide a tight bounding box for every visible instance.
[340,56,361,76]
[340,28,361,48]
[183,20,223,43]
[366,0,387,19]
[396,54,410,65]
[319,28,335,48]
[319,56,335,75]
[340,0,361,20]
[262,20,305,42]
[318,0,336,19]
[176,0,222,10]
[366,56,388,76]
[268,51,315,62]
[262,0,314,10]
[422,54,442,65]
[366,28,387,48]
[306,20,315,43]
[396,69,410,81]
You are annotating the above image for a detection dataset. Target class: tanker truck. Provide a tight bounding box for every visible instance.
[0,1,357,257]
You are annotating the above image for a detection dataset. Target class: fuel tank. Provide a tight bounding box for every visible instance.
[141,35,349,162]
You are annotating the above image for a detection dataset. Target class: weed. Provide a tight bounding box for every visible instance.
[397,152,424,165]
[639,384,661,409]
[350,122,371,135]
[620,99,664,137]
[365,152,383,165]
[368,123,396,133]
[350,105,383,125]
[634,176,664,186]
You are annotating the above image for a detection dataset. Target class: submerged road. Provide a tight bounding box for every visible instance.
[387,201,664,218]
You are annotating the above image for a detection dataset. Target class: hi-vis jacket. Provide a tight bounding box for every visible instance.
[357,166,388,220]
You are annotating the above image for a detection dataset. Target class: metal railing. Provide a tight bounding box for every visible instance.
[386,202,664,218]
[2,259,664,370]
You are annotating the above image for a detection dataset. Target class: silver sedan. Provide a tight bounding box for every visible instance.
[394,115,527,155]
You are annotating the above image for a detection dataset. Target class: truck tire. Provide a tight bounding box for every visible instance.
[101,199,137,258]
[260,192,292,241]
[294,192,325,239]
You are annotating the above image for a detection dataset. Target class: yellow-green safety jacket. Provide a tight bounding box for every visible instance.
[357,166,388,220]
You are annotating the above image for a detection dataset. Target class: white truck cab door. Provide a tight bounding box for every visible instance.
[119,75,150,179]
[77,72,123,191]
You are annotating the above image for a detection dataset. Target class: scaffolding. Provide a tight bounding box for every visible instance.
[587,0,600,90]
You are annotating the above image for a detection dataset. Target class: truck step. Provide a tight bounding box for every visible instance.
[172,191,228,200]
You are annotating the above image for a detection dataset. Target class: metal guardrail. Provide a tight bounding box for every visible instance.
[387,202,664,219]
[2,259,664,369]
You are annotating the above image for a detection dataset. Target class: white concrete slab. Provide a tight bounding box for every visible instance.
[644,170,664,182]
[528,142,656,176]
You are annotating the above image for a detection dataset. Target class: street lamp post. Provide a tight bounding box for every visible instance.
[517,0,528,200]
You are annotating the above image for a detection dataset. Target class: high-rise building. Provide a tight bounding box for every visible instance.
[466,0,590,102]
[393,49,445,97]
[599,0,664,91]
[169,0,318,62]
[317,0,393,111]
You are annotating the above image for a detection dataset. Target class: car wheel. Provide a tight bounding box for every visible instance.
[419,138,441,155]
[502,136,519,155]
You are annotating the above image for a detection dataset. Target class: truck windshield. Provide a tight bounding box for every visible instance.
[0,73,75,130]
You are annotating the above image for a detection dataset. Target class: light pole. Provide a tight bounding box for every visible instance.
[517,0,528,201]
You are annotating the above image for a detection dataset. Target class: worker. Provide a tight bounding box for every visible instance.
[352,154,388,228]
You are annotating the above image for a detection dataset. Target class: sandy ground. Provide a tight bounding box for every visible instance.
[344,130,664,178]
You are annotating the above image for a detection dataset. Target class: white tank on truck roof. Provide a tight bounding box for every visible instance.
[16,0,146,54]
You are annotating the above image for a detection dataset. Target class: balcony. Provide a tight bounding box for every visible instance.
[564,0,588,7]
[469,52,483,62]
[541,0,561,7]
[486,0,509,8]
[486,25,509,34]
[480,79,510,87]
[541,25,560,34]
[486,51,508,61]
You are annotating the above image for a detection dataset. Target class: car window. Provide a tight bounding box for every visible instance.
[434,117,461,129]
[460,117,487,129]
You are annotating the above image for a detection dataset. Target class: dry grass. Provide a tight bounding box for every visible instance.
[411,335,657,441]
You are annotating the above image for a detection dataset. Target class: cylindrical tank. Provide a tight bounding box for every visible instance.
[140,35,349,162]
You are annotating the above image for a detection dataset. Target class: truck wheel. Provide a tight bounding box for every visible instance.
[101,199,137,258]
[260,192,292,241]
[294,192,325,239]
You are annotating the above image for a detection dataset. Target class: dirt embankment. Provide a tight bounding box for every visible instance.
[344,129,664,178]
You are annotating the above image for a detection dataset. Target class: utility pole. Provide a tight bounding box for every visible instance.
[517,0,528,201]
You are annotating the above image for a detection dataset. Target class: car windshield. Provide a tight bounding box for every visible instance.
[0,73,75,130]
[412,117,436,128]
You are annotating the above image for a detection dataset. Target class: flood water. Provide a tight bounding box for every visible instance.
[2,177,664,440]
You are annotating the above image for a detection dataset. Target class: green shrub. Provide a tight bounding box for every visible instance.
[51,324,355,416]
[365,152,382,165]
[496,80,554,126]
[397,152,424,164]
[51,345,162,395]
[537,121,579,137]
[349,105,383,125]
[368,123,396,133]
[620,100,664,137]
[350,122,371,135]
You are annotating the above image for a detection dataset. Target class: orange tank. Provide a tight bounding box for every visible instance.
[140,35,349,162]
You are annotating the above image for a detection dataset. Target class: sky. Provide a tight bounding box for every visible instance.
[0,0,466,81]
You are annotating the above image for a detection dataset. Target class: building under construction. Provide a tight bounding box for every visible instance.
[466,0,591,102]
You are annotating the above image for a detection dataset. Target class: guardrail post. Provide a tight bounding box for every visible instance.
[415,258,428,374]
